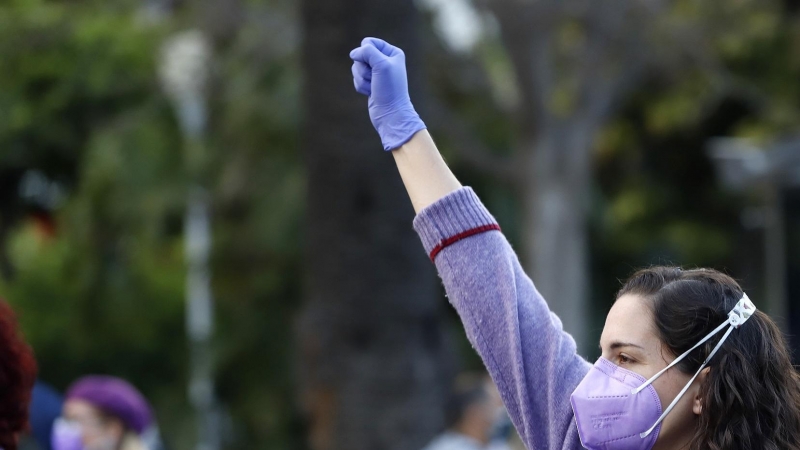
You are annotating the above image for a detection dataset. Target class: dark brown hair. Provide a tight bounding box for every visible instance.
[618,266,800,450]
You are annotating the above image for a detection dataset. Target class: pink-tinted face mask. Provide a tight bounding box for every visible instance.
[570,358,662,450]
[570,294,756,450]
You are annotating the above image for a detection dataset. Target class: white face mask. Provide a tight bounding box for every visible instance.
[52,418,84,450]
[52,417,122,450]
[633,294,756,438]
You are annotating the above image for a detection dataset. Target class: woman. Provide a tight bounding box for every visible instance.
[52,376,161,450]
[0,299,37,450]
[350,38,800,450]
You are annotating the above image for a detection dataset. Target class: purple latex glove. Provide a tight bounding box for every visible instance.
[350,37,427,151]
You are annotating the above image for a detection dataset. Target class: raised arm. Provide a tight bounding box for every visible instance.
[350,37,590,450]
[349,37,460,212]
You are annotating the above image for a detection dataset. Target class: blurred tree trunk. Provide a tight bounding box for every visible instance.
[298,1,451,450]
[520,127,594,354]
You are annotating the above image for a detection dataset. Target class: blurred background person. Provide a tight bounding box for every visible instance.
[52,376,162,450]
[422,374,514,450]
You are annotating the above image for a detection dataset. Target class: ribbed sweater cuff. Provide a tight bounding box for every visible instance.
[413,187,500,261]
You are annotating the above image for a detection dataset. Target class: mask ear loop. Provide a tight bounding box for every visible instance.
[631,319,731,396]
[634,294,756,439]
[639,325,735,438]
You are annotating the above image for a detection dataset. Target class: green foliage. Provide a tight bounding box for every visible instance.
[588,1,800,350]
[0,0,303,448]
[0,0,165,178]
[0,1,192,443]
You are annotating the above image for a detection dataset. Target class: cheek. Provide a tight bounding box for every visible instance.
[82,431,99,446]
[82,427,109,446]
[650,369,691,409]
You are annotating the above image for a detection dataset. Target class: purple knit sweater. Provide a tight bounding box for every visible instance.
[413,187,591,450]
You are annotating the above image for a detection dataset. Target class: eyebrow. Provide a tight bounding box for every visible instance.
[600,342,645,351]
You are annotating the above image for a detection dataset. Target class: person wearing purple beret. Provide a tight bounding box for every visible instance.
[50,376,162,450]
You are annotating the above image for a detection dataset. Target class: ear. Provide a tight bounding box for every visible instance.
[692,367,711,415]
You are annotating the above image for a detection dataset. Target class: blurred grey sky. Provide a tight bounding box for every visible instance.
[418,0,484,53]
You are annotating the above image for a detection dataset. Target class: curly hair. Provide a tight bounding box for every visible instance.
[618,266,800,450]
[0,299,37,450]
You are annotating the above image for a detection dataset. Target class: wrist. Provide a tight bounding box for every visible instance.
[374,106,427,151]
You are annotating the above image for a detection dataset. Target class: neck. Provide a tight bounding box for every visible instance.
[652,431,692,450]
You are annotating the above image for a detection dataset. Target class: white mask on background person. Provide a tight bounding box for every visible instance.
[51,416,122,450]
[51,418,84,450]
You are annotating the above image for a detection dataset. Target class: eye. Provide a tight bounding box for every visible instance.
[618,354,634,365]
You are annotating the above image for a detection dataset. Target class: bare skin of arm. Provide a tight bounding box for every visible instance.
[391,129,462,214]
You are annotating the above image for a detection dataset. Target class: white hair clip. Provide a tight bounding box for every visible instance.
[728,293,756,328]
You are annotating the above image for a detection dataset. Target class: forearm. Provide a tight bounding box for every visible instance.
[391,130,462,214]
[413,188,590,450]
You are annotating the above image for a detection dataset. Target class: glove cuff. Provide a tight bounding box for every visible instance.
[374,107,427,151]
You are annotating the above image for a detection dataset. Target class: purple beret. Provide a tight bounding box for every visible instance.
[66,376,153,434]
